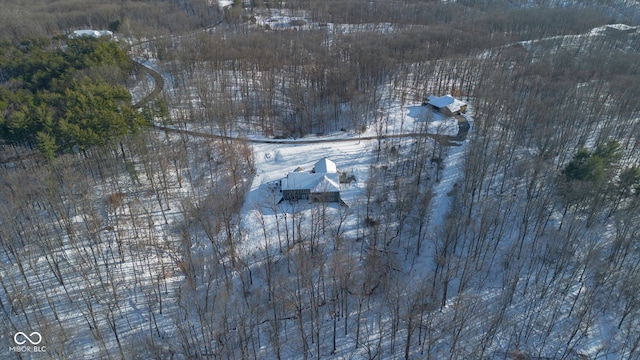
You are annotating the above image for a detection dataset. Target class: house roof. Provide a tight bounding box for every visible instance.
[311,175,340,193]
[282,158,340,193]
[70,30,113,38]
[427,95,466,113]
[314,158,337,174]
[217,0,234,8]
[281,172,340,192]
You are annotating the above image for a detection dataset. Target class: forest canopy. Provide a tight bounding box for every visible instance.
[0,37,145,158]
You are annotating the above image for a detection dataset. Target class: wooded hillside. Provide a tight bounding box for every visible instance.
[1,0,640,359]
[0,38,145,158]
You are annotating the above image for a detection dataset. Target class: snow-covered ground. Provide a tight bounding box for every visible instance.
[136,18,638,357]
[2,9,639,358]
[237,100,459,256]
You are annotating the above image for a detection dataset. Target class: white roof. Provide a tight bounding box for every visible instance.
[71,30,113,38]
[217,0,234,8]
[311,175,340,193]
[282,172,340,192]
[314,158,337,173]
[427,95,466,113]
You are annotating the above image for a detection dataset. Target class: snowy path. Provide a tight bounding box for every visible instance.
[151,123,467,145]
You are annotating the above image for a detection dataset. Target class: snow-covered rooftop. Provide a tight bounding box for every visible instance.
[70,29,113,38]
[427,94,466,114]
[281,172,340,192]
[311,174,340,193]
[217,0,234,8]
[314,157,337,174]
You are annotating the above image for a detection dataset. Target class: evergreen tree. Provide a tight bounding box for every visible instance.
[618,166,640,197]
[0,37,144,157]
[563,139,621,184]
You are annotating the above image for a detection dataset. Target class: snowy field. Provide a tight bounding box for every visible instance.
[2,9,640,358]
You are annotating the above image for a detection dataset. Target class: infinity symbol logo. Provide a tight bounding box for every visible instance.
[14,332,42,345]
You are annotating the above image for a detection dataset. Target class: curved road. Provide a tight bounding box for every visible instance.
[132,62,165,110]
[130,52,469,147]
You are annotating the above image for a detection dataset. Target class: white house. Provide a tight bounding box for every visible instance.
[424,94,467,116]
[281,158,342,203]
[69,30,113,39]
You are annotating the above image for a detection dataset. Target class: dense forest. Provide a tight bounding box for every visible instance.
[1,0,640,359]
[0,38,146,158]
[0,0,219,40]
